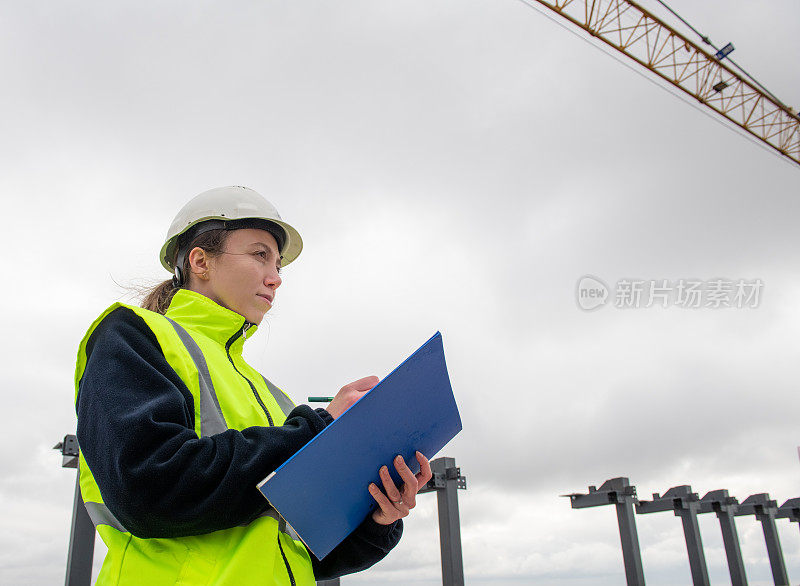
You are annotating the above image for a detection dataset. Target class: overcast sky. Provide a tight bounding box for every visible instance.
[2,1,799,584]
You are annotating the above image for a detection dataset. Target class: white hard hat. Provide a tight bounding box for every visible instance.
[159,186,303,276]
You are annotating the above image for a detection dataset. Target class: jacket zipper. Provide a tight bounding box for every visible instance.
[227,323,298,583]
[227,323,297,583]
[225,322,274,426]
[277,535,297,586]
[228,323,296,583]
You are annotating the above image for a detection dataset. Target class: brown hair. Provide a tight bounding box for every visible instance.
[141,229,232,314]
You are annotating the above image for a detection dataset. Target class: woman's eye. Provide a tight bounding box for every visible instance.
[254,251,268,259]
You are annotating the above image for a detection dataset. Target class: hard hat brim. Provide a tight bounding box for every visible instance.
[159,216,303,272]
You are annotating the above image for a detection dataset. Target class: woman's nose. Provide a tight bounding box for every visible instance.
[266,270,282,289]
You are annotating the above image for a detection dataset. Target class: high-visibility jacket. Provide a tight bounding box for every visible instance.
[74,289,364,585]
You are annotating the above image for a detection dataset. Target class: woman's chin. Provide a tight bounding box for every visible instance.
[248,310,267,325]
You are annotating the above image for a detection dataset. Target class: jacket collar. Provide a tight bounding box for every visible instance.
[165,289,258,353]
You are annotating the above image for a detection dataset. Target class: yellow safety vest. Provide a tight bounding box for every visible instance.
[74,289,316,585]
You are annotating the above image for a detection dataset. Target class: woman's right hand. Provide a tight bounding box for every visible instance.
[325,376,379,419]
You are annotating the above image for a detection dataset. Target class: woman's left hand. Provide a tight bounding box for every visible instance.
[369,451,433,525]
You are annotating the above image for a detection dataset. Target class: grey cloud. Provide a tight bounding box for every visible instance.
[2,0,799,584]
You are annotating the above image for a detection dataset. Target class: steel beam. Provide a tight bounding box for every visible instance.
[65,478,95,586]
[698,489,747,586]
[55,435,95,586]
[637,486,709,586]
[736,494,789,586]
[565,478,645,586]
[428,457,466,586]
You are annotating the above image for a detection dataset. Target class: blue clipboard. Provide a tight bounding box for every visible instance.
[257,331,462,559]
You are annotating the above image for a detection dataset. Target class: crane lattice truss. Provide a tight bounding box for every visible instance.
[531,0,800,167]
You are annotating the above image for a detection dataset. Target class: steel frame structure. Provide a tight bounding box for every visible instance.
[637,486,710,586]
[569,477,799,586]
[698,490,747,586]
[57,435,466,586]
[736,494,789,586]
[418,457,468,586]
[528,0,800,166]
[565,478,645,586]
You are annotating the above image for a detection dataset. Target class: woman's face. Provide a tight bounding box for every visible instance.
[197,228,283,324]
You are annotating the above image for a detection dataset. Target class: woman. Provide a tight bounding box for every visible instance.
[75,186,432,585]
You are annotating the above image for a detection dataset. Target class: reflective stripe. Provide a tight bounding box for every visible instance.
[166,318,228,437]
[84,501,128,533]
[165,320,300,541]
[261,376,294,417]
[83,501,301,542]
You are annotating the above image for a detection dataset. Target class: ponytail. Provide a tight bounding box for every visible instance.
[141,279,179,314]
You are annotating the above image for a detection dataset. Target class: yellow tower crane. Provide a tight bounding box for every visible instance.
[523,0,800,167]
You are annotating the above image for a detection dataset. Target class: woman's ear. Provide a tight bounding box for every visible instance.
[188,246,211,280]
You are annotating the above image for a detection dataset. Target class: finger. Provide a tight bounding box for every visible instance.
[394,501,410,517]
[369,482,409,520]
[344,375,379,392]
[379,465,404,504]
[415,451,433,486]
[369,483,400,521]
[393,456,419,508]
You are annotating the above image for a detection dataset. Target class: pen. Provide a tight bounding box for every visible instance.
[307,396,334,403]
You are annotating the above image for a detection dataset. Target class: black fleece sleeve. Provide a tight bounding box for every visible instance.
[76,307,331,538]
[312,517,403,580]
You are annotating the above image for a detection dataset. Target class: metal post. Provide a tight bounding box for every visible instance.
[736,494,789,586]
[676,509,708,586]
[616,494,646,586]
[565,478,645,586]
[431,457,465,586]
[55,434,95,586]
[317,457,467,586]
[65,477,95,586]
[637,486,709,586]
[698,490,747,586]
